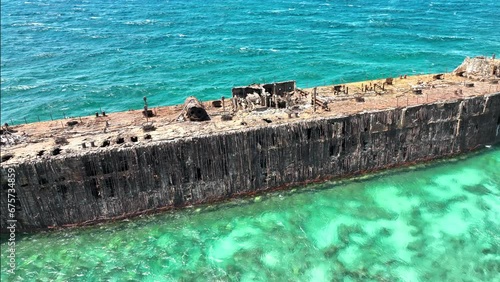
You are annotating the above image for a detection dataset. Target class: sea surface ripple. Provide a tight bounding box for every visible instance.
[1,0,499,123]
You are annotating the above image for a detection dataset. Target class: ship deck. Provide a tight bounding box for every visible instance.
[1,71,499,166]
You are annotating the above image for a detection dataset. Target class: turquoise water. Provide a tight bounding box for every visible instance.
[1,0,500,123]
[1,147,499,281]
[2,1,500,281]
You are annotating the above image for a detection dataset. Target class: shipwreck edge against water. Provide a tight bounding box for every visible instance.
[1,57,500,232]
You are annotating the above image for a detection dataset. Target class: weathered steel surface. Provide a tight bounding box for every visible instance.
[1,93,499,232]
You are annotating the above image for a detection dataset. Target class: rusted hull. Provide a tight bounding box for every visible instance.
[1,93,499,232]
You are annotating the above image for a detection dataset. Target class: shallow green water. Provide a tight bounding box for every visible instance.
[2,147,499,281]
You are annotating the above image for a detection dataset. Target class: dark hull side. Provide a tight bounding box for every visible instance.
[2,93,499,232]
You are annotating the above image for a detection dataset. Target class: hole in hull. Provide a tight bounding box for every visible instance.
[101,140,110,147]
[52,148,62,155]
[1,154,14,162]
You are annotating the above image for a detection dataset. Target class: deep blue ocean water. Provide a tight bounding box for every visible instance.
[1,0,499,124]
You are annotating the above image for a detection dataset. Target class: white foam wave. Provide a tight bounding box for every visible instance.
[124,19,157,26]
